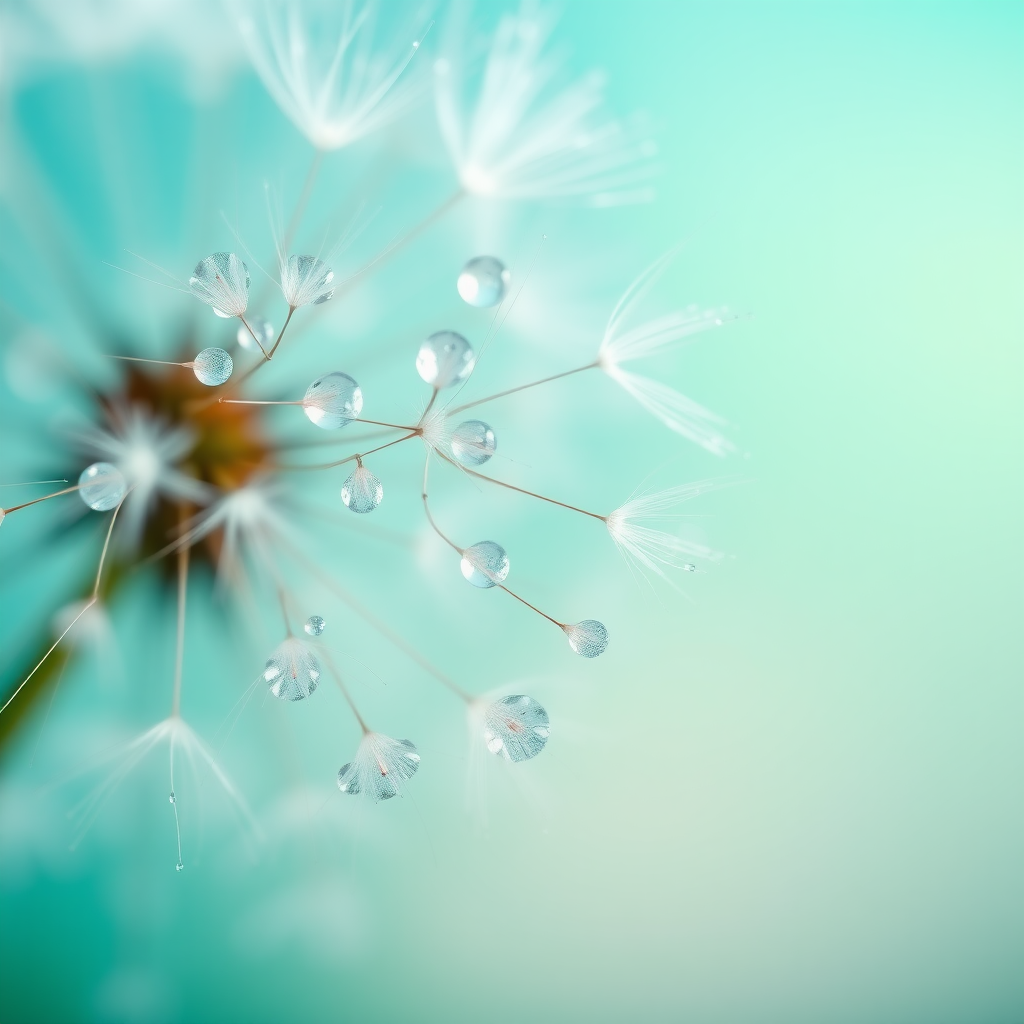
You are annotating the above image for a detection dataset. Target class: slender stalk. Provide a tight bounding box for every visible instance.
[321,650,370,734]
[109,355,188,368]
[419,388,439,424]
[266,306,296,362]
[3,483,83,515]
[170,531,189,719]
[280,431,418,471]
[497,585,565,628]
[446,361,598,416]
[237,315,270,358]
[276,585,292,636]
[0,479,67,488]
[218,399,305,407]
[283,152,323,253]
[421,458,462,555]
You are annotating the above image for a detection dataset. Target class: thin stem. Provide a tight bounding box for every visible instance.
[497,585,565,628]
[357,418,418,431]
[438,451,607,522]
[277,586,292,636]
[283,151,323,253]
[446,361,598,416]
[3,483,82,515]
[170,530,189,719]
[280,431,418,471]
[218,398,305,407]
[238,315,270,358]
[93,492,129,597]
[421,458,462,555]
[322,650,370,734]
[109,355,187,368]
[169,737,183,871]
[266,306,295,361]
[0,479,68,488]
[419,388,439,424]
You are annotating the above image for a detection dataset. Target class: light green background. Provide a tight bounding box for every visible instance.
[0,2,1021,1022]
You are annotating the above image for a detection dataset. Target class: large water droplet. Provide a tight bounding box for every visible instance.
[482,694,550,762]
[416,331,475,388]
[457,256,510,308]
[337,733,421,801]
[189,252,250,318]
[341,464,383,513]
[460,541,509,588]
[191,347,233,386]
[282,255,335,307]
[264,637,321,701]
[237,316,274,352]
[303,372,363,429]
[450,420,496,466]
[78,462,126,511]
[563,619,609,658]
[304,615,326,637]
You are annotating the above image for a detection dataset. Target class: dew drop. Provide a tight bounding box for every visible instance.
[460,541,509,588]
[237,315,274,352]
[450,419,496,466]
[78,462,126,511]
[304,615,326,637]
[682,563,698,573]
[168,792,176,805]
[457,256,510,308]
[482,694,550,762]
[282,255,335,307]
[341,464,383,513]
[189,252,250,318]
[563,619,609,658]
[303,372,363,429]
[191,347,233,386]
[416,331,475,388]
[264,637,321,701]
[175,862,184,872]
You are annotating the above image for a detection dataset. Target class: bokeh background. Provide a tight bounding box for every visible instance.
[1,2,1021,1022]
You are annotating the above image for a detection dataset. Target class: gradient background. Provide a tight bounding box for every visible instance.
[0,2,1021,1022]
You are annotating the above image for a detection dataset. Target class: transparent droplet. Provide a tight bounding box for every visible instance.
[337,733,421,801]
[237,315,274,352]
[191,347,233,386]
[341,464,383,513]
[304,615,326,637]
[282,255,335,307]
[263,637,321,701]
[188,252,250,318]
[168,792,176,805]
[457,256,510,308]
[416,331,475,388]
[303,372,363,429]
[78,462,126,511]
[175,862,184,872]
[450,419,496,466]
[460,541,509,588]
[483,694,550,763]
[563,619,609,658]
[682,563,698,573]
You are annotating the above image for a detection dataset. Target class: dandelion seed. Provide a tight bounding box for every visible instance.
[237,316,274,352]
[188,252,250,318]
[482,694,550,762]
[78,462,127,511]
[457,256,509,308]
[460,540,509,588]
[190,347,233,386]
[336,733,420,801]
[264,637,321,701]
[304,615,326,637]
[450,420,496,466]
[281,255,335,308]
[416,331,475,388]
[303,372,363,429]
[562,619,609,658]
[340,464,383,514]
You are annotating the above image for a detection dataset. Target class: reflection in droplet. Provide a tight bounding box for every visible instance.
[416,331,475,388]
[78,462,127,511]
[450,420,496,466]
[457,256,510,308]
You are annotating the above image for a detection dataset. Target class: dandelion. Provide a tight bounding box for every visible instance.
[481,694,550,763]
[336,733,421,801]
[280,254,335,308]
[188,251,251,318]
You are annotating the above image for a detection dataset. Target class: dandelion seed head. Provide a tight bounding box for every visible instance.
[481,694,550,762]
[563,619,609,658]
[416,331,475,389]
[191,347,233,387]
[340,464,383,514]
[188,252,250,318]
[78,462,126,511]
[450,419,496,466]
[264,637,321,702]
[460,540,509,588]
[302,372,363,430]
[457,256,509,308]
[281,255,335,308]
[336,733,420,801]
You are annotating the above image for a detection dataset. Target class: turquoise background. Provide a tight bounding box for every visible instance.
[0,2,1021,1022]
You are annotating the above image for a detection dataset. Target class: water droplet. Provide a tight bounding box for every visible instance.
[264,637,321,701]
[282,255,335,307]
[191,347,233,386]
[78,462,126,511]
[416,331,475,388]
[168,792,176,804]
[482,694,550,762]
[175,862,184,872]
[457,256,510,308]
[341,464,383,513]
[460,541,509,588]
[237,315,274,352]
[303,372,363,429]
[304,615,326,637]
[450,419,496,466]
[682,563,698,573]
[563,619,609,658]
[189,252,250,318]
[337,733,420,801]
